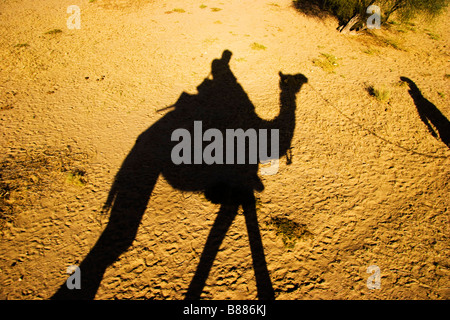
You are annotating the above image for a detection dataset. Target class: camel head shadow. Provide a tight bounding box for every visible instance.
[401,76,450,148]
[279,71,307,93]
[51,50,307,300]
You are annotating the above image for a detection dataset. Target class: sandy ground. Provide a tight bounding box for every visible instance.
[0,0,449,300]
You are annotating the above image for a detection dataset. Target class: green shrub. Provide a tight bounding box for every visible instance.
[367,85,391,102]
[44,29,62,35]
[250,42,267,50]
[271,217,313,248]
[313,53,339,73]
[293,0,449,28]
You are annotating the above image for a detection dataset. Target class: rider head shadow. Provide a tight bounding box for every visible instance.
[401,77,450,149]
[51,49,307,300]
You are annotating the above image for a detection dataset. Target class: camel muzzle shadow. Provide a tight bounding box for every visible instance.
[51,50,307,300]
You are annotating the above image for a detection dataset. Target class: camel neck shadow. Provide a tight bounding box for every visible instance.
[401,76,450,149]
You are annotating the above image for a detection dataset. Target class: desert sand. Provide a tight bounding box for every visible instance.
[0,0,449,300]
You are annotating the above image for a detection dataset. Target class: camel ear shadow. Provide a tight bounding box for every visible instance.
[400,76,411,83]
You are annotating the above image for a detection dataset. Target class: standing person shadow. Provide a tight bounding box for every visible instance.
[401,77,450,149]
[51,50,307,300]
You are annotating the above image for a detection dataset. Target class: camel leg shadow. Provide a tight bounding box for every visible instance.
[185,194,275,300]
[51,189,156,299]
[51,147,160,300]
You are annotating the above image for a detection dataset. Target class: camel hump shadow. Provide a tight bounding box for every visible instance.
[51,49,307,300]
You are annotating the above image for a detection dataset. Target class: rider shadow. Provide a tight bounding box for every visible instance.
[401,77,450,149]
[51,50,307,300]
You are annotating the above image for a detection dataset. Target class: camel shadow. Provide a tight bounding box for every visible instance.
[51,50,307,300]
[401,77,450,149]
